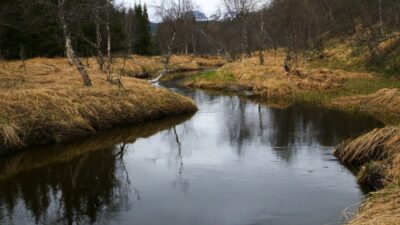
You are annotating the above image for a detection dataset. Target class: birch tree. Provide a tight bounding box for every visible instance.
[222,0,258,58]
[151,0,190,83]
[58,0,92,86]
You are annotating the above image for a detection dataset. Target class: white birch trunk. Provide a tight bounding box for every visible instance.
[58,0,92,86]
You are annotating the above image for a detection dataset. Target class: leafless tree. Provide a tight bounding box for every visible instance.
[151,0,192,83]
[222,0,258,58]
[58,0,92,86]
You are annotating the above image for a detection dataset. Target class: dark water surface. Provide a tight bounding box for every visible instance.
[0,74,383,225]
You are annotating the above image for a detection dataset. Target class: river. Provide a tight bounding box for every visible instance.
[0,72,382,225]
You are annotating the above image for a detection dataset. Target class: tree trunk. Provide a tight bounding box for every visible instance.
[58,0,92,87]
[105,0,112,82]
[378,0,383,36]
[258,11,266,65]
[259,49,264,65]
[94,4,105,71]
[19,43,27,73]
[150,31,176,83]
[241,19,251,58]
[191,30,196,55]
[0,42,4,62]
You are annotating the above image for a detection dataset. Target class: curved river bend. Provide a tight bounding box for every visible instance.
[0,73,382,225]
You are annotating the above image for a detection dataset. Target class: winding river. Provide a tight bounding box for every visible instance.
[0,72,382,225]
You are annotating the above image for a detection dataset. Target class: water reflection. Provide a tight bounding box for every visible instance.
[0,78,383,225]
[0,115,192,225]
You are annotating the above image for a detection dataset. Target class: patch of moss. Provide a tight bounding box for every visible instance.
[191,71,235,82]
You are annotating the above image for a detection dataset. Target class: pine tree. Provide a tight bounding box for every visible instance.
[141,4,152,55]
[133,3,152,55]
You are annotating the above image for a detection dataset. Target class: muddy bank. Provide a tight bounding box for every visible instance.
[0,58,198,154]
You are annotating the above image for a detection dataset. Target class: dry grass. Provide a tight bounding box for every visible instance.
[312,33,400,76]
[334,127,400,169]
[185,51,374,100]
[334,127,400,224]
[0,56,199,152]
[349,187,400,225]
[330,88,400,125]
[111,54,224,78]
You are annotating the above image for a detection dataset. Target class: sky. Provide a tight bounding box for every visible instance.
[116,0,221,22]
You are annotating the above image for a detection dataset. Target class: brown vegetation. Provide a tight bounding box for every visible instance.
[112,55,225,78]
[330,88,400,125]
[334,127,400,224]
[0,56,201,153]
[185,51,374,100]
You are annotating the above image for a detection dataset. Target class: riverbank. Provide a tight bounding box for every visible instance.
[0,56,203,153]
[0,114,192,181]
[334,127,400,224]
[112,54,225,78]
[184,52,400,125]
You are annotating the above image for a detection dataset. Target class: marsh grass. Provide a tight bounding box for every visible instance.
[334,127,400,224]
[0,56,201,152]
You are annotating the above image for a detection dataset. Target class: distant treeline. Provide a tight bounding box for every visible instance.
[1,0,399,66]
[0,0,152,59]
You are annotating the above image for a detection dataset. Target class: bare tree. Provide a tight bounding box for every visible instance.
[58,0,92,86]
[93,0,106,71]
[222,0,258,58]
[257,8,267,65]
[151,0,190,83]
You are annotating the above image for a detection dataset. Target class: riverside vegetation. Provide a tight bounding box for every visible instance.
[0,55,223,153]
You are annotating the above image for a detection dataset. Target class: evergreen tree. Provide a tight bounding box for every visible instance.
[133,3,152,55]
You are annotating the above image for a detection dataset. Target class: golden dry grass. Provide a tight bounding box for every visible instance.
[349,187,400,225]
[330,88,400,125]
[0,56,199,152]
[113,54,224,77]
[185,51,375,100]
[334,127,400,225]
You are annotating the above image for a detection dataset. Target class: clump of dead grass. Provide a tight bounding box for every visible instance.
[0,57,198,152]
[348,187,400,225]
[334,126,400,224]
[331,88,400,124]
[334,127,400,167]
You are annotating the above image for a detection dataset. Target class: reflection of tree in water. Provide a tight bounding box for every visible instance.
[0,114,192,225]
[164,126,189,194]
[222,97,253,156]
[0,146,132,225]
[221,97,382,162]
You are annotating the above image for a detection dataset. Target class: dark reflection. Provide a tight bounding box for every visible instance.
[0,115,192,225]
[217,96,382,161]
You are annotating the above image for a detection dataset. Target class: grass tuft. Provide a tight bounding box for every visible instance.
[334,127,400,224]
